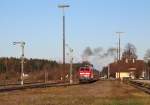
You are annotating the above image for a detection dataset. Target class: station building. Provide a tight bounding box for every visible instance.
[109,58,145,80]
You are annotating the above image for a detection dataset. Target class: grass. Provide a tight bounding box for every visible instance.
[0,80,149,105]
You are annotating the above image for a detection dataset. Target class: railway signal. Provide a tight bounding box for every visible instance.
[13,41,25,85]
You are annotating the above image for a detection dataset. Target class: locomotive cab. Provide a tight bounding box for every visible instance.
[79,65,99,83]
[79,67,91,82]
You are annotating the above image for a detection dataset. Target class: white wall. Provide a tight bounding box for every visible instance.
[116,72,130,79]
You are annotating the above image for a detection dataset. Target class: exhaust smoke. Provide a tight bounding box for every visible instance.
[82,46,117,71]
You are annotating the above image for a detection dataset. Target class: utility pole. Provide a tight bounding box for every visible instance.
[116,32,124,79]
[58,4,70,81]
[13,41,25,85]
[116,42,119,61]
[116,32,124,61]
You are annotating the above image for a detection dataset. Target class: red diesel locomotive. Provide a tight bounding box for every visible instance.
[79,66,99,83]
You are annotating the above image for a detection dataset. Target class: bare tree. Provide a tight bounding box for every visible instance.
[122,43,137,60]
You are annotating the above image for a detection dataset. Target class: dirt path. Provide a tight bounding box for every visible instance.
[0,80,149,105]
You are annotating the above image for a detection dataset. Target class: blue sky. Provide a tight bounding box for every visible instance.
[0,0,150,62]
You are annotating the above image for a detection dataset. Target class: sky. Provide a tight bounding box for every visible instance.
[0,0,150,64]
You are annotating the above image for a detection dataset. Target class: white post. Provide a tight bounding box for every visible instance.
[66,44,73,84]
[70,49,73,84]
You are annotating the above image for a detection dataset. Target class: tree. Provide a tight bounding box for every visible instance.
[122,43,137,60]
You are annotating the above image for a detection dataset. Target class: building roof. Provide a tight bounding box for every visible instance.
[109,59,144,74]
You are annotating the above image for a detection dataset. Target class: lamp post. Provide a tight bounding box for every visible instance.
[13,41,25,85]
[58,4,70,81]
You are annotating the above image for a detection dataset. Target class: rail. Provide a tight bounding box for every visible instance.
[124,79,150,94]
[0,82,79,92]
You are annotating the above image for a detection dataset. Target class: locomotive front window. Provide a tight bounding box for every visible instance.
[80,67,91,71]
[80,68,85,71]
[85,68,90,71]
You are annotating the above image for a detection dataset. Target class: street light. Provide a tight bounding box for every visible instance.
[66,44,73,84]
[13,41,25,85]
[58,4,70,81]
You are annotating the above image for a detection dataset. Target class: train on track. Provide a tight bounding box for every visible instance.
[79,65,99,83]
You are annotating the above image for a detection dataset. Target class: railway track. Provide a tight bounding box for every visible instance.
[0,80,99,92]
[127,80,150,94]
[0,82,79,92]
[0,81,45,87]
